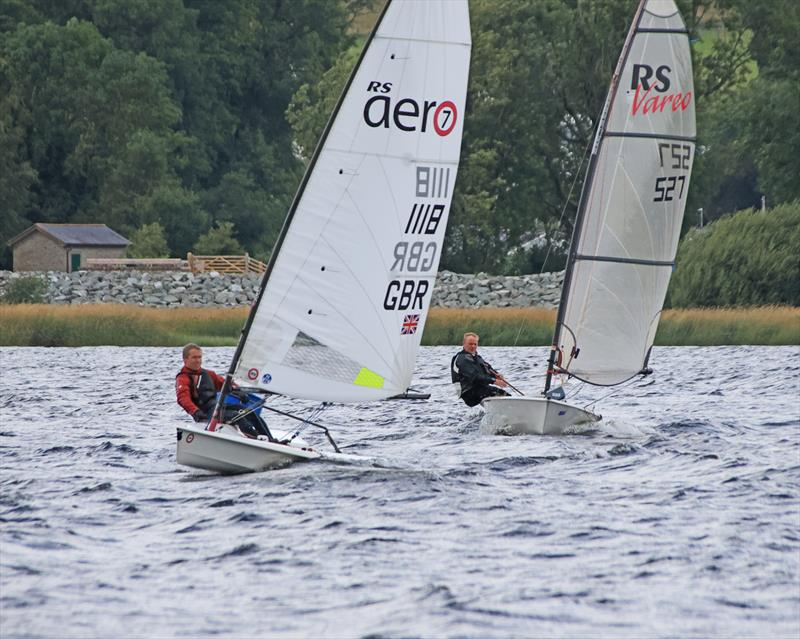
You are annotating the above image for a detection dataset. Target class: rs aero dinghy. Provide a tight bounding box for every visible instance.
[177,0,472,473]
[482,0,696,436]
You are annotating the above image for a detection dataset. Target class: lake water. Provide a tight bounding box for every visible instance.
[1,345,799,638]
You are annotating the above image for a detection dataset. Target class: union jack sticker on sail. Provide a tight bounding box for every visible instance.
[401,314,420,335]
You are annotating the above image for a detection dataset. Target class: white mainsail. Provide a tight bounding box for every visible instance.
[233,0,471,402]
[553,0,695,386]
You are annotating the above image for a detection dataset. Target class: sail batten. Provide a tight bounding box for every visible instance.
[229,0,471,403]
[547,0,695,389]
[575,255,675,267]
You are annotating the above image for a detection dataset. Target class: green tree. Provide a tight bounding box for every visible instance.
[128,222,170,258]
[287,43,362,161]
[0,19,189,244]
[687,0,800,224]
[667,202,800,307]
[199,168,284,259]
[0,1,356,267]
[193,221,244,255]
[0,99,37,267]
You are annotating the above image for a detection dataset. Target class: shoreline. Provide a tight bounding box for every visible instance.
[0,304,797,347]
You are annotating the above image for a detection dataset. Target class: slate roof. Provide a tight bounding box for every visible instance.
[8,224,131,247]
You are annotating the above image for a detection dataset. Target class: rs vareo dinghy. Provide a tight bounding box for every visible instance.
[177,0,472,472]
[482,0,696,436]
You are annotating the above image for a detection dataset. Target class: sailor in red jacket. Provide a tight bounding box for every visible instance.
[175,343,225,422]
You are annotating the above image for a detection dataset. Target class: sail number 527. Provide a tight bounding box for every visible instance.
[654,142,692,202]
[654,175,687,202]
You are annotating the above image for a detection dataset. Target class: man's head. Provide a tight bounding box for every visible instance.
[463,332,479,354]
[182,343,203,371]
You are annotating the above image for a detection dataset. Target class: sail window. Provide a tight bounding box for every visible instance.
[282,332,364,386]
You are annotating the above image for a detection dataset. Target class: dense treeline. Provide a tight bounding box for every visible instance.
[668,202,800,308]
[1,0,798,278]
[0,0,365,265]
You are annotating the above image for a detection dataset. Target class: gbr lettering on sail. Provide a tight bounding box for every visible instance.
[361,81,460,314]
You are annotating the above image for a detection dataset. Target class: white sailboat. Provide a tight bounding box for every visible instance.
[178,0,472,472]
[482,0,696,435]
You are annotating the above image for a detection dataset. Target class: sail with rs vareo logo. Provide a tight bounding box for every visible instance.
[550,0,696,387]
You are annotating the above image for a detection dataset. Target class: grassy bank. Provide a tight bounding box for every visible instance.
[423,307,800,346]
[0,305,249,347]
[0,304,797,347]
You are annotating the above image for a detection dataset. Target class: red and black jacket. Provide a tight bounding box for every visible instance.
[175,366,225,418]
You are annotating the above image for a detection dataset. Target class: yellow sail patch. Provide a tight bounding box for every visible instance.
[353,367,384,389]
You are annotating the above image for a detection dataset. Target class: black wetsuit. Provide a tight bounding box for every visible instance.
[451,350,510,407]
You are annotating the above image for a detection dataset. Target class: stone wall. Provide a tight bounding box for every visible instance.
[0,269,564,309]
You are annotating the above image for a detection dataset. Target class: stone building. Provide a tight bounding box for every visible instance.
[7,223,130,272]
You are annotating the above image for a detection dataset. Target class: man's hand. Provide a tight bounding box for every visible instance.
[193,409,208,422]
[494,374,508,388]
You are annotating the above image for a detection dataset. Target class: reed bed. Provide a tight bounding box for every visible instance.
[422,308,556,346]
[0,304,797,347]
[656,306,800,346]
[0,305,248,347]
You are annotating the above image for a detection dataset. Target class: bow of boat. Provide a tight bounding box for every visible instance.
[481,396,600,436]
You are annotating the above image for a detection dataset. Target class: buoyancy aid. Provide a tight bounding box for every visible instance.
[178,368,219,414]
[450,354,463,397]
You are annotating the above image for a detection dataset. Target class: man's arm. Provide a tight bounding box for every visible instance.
[483,360,509,388]
[456,353,496,386]
[175,372,200,416]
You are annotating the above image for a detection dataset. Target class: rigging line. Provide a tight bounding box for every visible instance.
[511,99,608,350]
[536,121,596,278]
[565,380,586,401]
[285,403,330,443]
[582,375,641,410]
[260,404,341,453]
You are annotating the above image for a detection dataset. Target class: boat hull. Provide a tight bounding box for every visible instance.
[176,424,320,474]
[481,396,601,436]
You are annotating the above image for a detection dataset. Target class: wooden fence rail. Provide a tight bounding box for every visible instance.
[85,254,266,274]
[187,253,267,274]
[85,258,187,271]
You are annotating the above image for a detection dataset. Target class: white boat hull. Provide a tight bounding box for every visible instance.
[481,396,601,436]
[176,424,320,474]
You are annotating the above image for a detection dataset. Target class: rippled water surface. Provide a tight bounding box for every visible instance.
[1,345,799,638]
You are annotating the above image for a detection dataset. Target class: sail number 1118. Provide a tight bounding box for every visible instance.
[654,142,692,202]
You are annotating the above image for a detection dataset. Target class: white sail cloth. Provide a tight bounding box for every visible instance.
[234,1,471,401]
[558,0,695,385]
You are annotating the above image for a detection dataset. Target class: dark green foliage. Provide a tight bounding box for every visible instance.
[687,0,800,226]
[0,0,797,287]
[667,202,800,307]
[0,275,48,303]
[128,222,170,258]
[0,0,355,268]
[193,221,244,255]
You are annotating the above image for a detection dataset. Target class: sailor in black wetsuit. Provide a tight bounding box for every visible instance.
[451,332,510,407]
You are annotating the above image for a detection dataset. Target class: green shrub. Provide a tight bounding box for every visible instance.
[0,275,49,304]
[667,202,800,307]
[194,221,244,255]
[128,222,170,258]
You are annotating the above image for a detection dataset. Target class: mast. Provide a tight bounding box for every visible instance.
[543,0,647,396]
[214,1,394,413]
